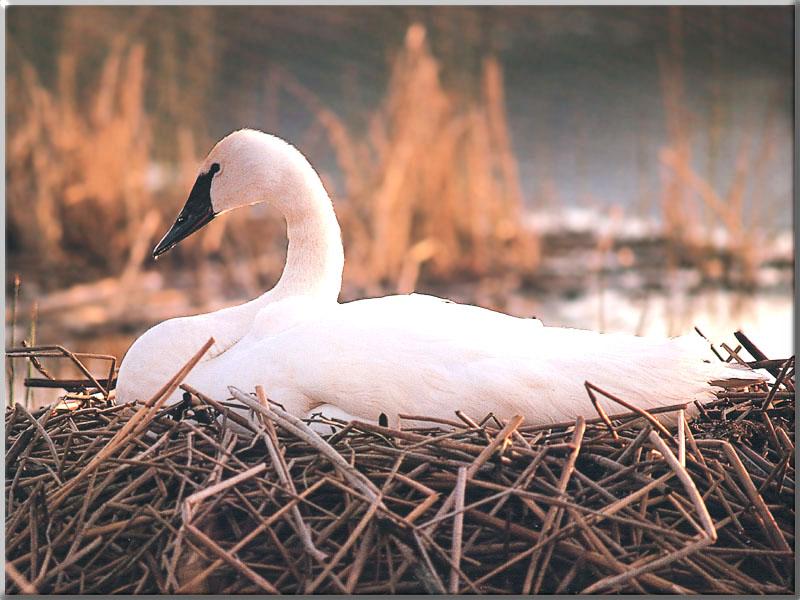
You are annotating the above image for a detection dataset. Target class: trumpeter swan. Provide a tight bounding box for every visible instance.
[116,129,761,427]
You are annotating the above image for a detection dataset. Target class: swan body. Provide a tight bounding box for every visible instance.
[179,293,755,427]
[116,129,761,427]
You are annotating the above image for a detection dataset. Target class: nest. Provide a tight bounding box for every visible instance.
[5,338,795,594]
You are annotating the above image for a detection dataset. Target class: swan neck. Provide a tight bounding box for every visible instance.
[272,188,343,302]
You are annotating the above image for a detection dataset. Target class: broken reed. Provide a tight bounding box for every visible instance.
[5,337,794,594]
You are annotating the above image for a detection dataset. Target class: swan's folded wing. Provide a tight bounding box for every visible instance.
[239,296,765,426]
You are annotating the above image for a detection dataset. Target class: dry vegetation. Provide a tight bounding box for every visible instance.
[8,23,539,301]
[4,333,794,593]
[332,25,539,293]
[655,7,783,288]
[8,42,153,275]
[221,24,541,296]
[6,38,217,292]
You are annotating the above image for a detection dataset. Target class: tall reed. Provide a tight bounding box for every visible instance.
[275,23,540,294]
[8,42,153,276]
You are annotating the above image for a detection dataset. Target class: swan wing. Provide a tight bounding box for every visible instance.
[211,294,760,427]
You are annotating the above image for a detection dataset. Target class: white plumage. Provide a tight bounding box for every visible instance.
[116,129,761,427]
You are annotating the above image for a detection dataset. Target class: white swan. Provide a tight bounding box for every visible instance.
[116,129,761,427]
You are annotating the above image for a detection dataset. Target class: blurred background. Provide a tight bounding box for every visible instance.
[6,6,794,406]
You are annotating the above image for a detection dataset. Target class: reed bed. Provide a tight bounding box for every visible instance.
[655,6,783,288]
[5,333,794,594]
[267,23,539,294]
[8,22,537,300]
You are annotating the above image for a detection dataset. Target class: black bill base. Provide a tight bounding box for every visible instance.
[152,163,220,258]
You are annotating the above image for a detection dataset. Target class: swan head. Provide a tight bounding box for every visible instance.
[153,129,316,258]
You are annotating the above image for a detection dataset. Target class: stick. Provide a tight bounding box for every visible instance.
[254,385,327,562]
[228,387,384,508]
[585,381,673,438]
[50,338,214,510]
[448,466,467,594]
[648,431,716,540]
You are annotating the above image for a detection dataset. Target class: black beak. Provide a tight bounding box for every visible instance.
[153,165,219,258]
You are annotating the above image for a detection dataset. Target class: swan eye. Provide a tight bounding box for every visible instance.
[209,162,221,176]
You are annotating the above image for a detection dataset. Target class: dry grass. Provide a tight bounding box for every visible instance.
[7,24,538,300]
[8,41,154,275]
[267,24,540,295]
[7,37,244,292]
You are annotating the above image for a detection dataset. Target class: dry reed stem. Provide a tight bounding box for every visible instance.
[695,439,791,553]
[585,382,620,441]
[48,338,214,510]
[6,560,38,594]
[523,416,585,593]
[228,386,384,507]
[254,385,328,563]
[648,431,716,540]
[184,522,279,594]
[585,380,673,438]
[448,466,467,593]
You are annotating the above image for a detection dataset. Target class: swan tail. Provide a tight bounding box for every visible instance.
[708,371,767,389]
[671,335,767,390]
